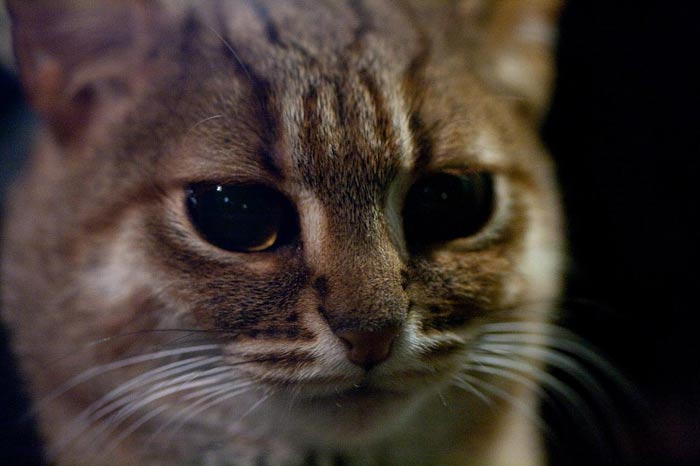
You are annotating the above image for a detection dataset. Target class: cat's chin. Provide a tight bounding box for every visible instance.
[264,382,431,446]
[305,384,407,410]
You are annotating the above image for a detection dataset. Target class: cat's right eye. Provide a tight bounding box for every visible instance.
[186,184,298,253]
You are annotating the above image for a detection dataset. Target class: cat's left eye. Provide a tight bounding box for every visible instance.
[403,172,494,248]
[186,184,298,253]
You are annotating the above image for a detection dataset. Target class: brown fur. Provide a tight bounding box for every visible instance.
[2,1,563,465]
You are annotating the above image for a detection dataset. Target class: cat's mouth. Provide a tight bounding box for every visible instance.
[276,371,442,408]
[324,380,397,400]
[298,382,411,414]
[253,364,452,401]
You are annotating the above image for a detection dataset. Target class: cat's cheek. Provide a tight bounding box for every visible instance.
[74,219,174,332]
[503,183,564,311]
[168,260,313,341]
[407,250,513,326]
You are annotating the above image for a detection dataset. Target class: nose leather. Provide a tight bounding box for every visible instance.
[336,327,400,369]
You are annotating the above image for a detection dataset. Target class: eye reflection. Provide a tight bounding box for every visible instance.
[186,184,298,253]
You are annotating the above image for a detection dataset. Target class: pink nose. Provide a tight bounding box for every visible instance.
[336,327,400,369]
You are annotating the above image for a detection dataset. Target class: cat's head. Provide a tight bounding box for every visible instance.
[3,0,563,461]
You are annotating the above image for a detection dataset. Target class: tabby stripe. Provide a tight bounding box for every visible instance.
[248,0,317,63]
[233,351,315,368]
[247,0,285,49]
[179,10,201,57]
[405,60,434,170]
[212,2,283,178]
[399,3,434,170]
[347,0,372,51]
[408,109,434,173]
[301,85,323,174]
[332,77,347,128]
[358,68,395,146]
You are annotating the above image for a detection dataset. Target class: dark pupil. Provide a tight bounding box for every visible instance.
[186,184,297,252]
[403,172,494,247]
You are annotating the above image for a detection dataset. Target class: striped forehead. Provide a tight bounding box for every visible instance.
[211,0,425,210]
[290,70,411,211]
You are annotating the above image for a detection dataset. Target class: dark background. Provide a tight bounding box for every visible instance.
[542,1,698,465]
[1,0,698,464]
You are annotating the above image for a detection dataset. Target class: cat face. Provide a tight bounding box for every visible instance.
[2,0,563,464]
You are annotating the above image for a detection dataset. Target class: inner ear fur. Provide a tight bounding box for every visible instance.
[6,0,170,145]
[458,0,563,122]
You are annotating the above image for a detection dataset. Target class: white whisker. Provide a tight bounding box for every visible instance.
[479,328,637,398]
[454,373,548,433]
[35,345,221,416]
[160,384,265,448]
[89,360,229,425]
[81,356,216,420]
[168,386,253,440]
[101,369,234,429]
[479,343,615,410]
[465,361,548,400]
[52,356,212,454]
[101,403,171,458]
[468,351,609,452]
[451,374,494,406]
[189,114,224,132]
[65,370,234,456]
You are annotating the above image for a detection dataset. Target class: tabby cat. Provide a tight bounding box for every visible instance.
[1,0,565,465]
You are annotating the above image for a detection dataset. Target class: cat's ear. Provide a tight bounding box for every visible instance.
[6,0,174,144]
[458,0,563,122]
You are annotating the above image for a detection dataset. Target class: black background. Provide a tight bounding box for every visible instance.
[1,1,698,464]
[544,1,698,465]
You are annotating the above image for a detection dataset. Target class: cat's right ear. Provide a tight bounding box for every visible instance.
[6,0,176,145]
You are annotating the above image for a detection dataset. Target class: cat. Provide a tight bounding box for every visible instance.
[1,0,565,465]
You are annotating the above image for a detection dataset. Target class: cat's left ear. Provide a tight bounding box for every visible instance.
[6,0,176,145]
[459,0,563,122]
